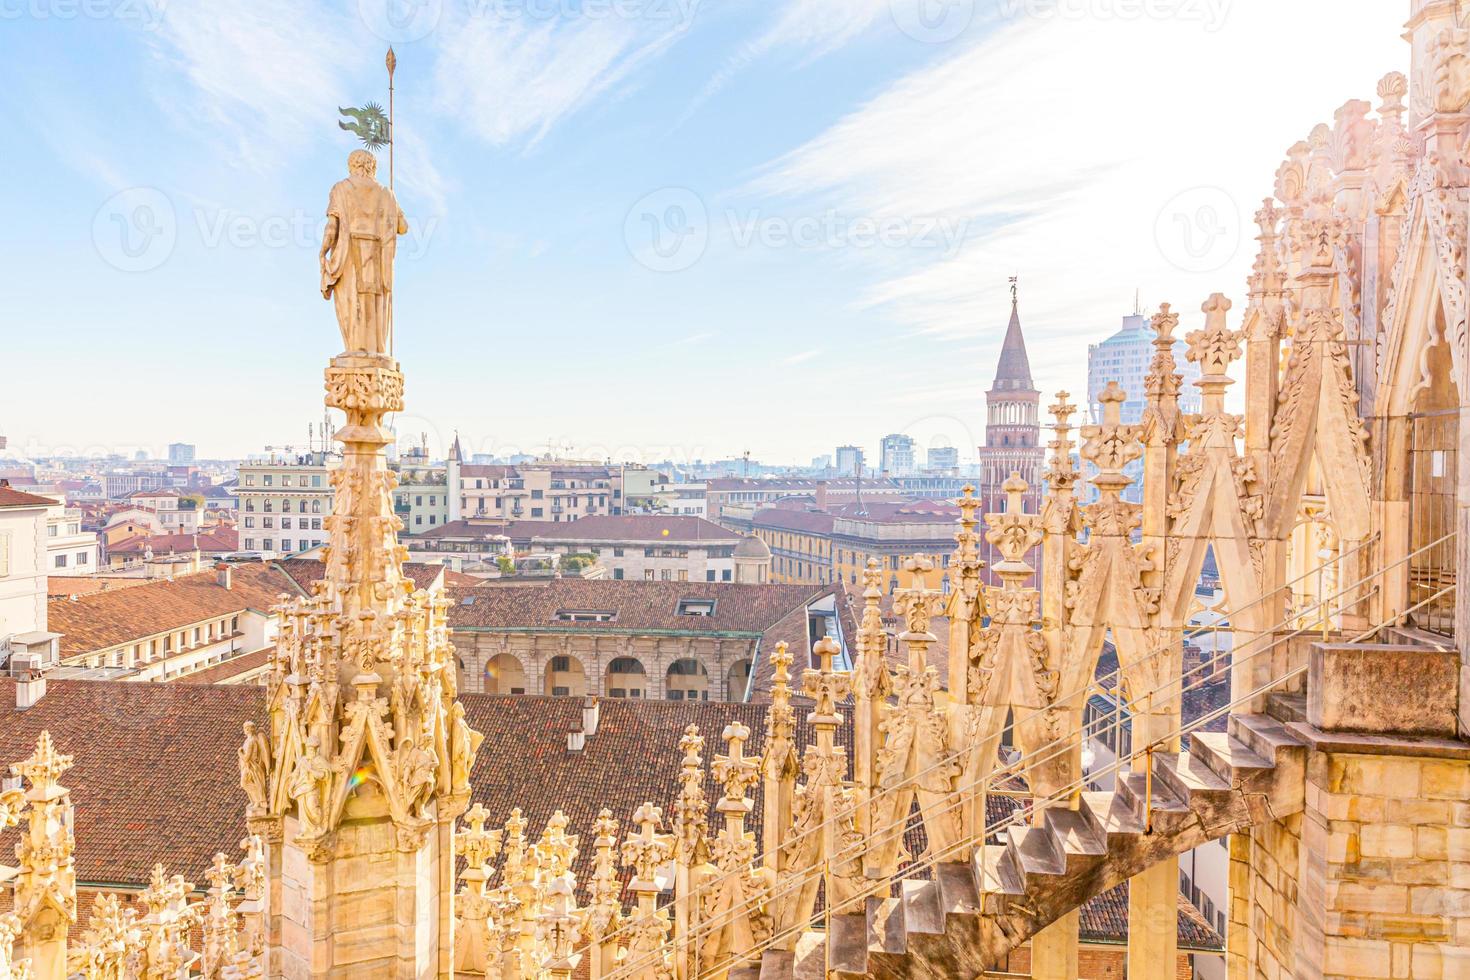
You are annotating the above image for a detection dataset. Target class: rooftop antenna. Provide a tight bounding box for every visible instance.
[742,450,750,478]
[1134,288,1142,316]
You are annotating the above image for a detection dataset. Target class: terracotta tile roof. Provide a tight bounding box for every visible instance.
[173,648,273,686]
[447,579,825,635]
[749,509,836,535]
[0,679,264,888]
[414,519,519,542]
[47,563,295,658]
[528,516,740,544]
[0,485,55,508]
[459,464,519,479]
[106,528,239,555]
[127,488,183,499]
[1080,881,1223,951]
[746,583,853,700]
[0,683,1220,953]
[47,577,153,598]
[273,558,446,594]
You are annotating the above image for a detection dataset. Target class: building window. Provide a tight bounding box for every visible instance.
[722,569,732,582]
[77,552,89,565]
[677,598,716,617]
[706,570,715,582]
[531,508,543,517]
[54,554,67,568]
[614,568,624,580]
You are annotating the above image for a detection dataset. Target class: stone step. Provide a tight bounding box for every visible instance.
[1042,805,1108,863]
[791,930,827,979]
[1154,749,1232,803]
[1229,712,1306,764]
[827,912,869,976]
[900,878,945,936]
[729,966,762,980]
[866,896,908,955]
[936,860,982,916]
[1115,769,1187,824]
[1190,731,1272,787]
[1081,790,1145,837]
[1005,823,1065,878]
[757,949,793,980]
[1264,692,1307,724]
[975,844,1024,902]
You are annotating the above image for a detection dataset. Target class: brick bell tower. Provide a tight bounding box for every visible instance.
[977,279,1045,569]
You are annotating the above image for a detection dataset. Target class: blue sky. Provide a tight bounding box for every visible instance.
[1,0,1406,466]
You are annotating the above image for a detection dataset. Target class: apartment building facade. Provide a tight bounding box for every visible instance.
[236,453,334,556]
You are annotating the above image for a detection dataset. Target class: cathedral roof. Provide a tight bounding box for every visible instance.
[990,299,1039,395]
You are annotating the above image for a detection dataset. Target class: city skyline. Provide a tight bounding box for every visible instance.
[3,3,1403,462]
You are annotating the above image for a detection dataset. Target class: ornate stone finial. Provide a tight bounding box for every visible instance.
[1378,70,1408,118]
[674,727,709,861]
[1143,304,1183,440]
[533,811,579,883]
[852,559,893,706]
[1249,200,1285,307]
[455,803,504,877]
[622,803,673,886]
[800,635,852,727]
[985,473,1043,582]
[951,485,984,573]
[1079,382,1144,496]
[584,808,623,939]
[1044,392,1079,493]
[11,730,73,795]
[713,722,760,812]
[1186,294,1243,411]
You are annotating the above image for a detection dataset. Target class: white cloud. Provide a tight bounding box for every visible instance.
[751,3,1408,404]
[433,8,688,149]
[783,348,824,365]
[144,2,363,171]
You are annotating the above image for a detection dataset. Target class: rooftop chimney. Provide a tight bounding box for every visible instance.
[13,657,46,711]
[815,483,829,513]
[567,696,601,752]
[216,561,233,591]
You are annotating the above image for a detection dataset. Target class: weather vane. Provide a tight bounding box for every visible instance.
[1009,275,1018,303]
[337,47,398,189]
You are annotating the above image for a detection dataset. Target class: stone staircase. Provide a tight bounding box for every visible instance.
[728,708,1308,980]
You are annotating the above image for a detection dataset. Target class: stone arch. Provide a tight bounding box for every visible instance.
[543,652,587,697]
[484,652,528,695]
[606,656,649,699]
[725,657,753,701]
[1375,213,1463,628]
[665,658,710,702]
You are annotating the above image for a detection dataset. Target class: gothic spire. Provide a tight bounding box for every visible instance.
[992,282,1038,394]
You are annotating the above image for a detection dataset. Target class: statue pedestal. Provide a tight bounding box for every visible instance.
[273,794,455,980]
